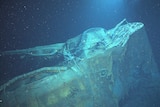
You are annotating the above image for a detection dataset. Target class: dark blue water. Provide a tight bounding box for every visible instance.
[0,0,160,106]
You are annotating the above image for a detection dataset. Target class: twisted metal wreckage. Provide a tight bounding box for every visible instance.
[0,19,159,107]
[1,19,142,57]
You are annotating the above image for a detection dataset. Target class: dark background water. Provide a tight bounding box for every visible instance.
[0,0,160,84]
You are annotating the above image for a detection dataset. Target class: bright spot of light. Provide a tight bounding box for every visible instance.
[90,0,125,9]
[107,0,124,6]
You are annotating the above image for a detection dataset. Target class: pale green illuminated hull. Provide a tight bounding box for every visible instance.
[0,20,159,107]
